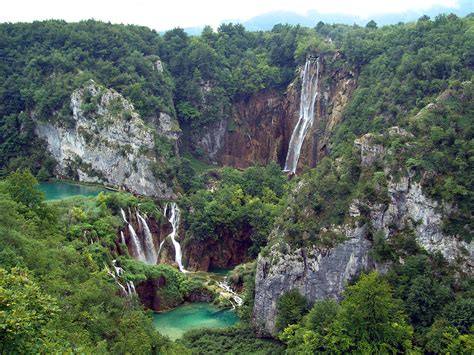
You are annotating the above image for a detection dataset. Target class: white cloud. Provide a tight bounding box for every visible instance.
[0,0,460,30]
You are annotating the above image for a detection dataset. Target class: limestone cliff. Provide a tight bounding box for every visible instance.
[35,81,176,198]
[253,128,473,335]
[253,226,372,334]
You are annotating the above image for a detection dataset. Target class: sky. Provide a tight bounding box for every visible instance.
[0,0,467,31]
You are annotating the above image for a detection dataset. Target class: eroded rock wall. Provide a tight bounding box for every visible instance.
[253,128,473,335]
[195,53,357,170]
[253,226,373,335]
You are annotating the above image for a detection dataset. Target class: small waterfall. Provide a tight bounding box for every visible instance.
[128,224,147,263]
[107,261,128,296]
[120,208,128,224]
[136,210,142,229]
[284,57,320,174]
[127,281,136,295]
[218,278,243,308]
[137,211,158,265]
[164,202,187,273]
[120,231,126,245]
[157,238,167,260]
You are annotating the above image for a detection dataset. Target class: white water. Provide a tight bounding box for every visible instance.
[218,278,243,308]
[128,224,147,263]
[108,261,128,296]
[120,231,126,245]
[120,208,128,224]
[284,58,320,174]
[137,211,158,264]
[127,281,136,294]
[164,203,187,273]
[157,238,167,260]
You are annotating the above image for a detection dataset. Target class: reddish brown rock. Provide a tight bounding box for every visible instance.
[184,228,253,271]
[193,53,357,173]
[135,277,167,310]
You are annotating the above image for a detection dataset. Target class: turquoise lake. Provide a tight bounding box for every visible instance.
[152,303,239,340]
[39,181,107,200]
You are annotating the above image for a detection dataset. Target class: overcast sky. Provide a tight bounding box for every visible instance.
[0,0,464,31]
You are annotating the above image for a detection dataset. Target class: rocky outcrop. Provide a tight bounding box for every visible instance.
[352,128,473,271]
[184,228,253,271]
[219,89,297,168]
[253,226,373,335]
[136,277,167,310]
[35,81,176,198]
[135,277,214,311]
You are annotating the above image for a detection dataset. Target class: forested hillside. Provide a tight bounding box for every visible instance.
[1,12,473,354]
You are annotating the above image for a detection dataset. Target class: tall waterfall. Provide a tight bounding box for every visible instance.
[164,203,187,273]
[284,57,320,174]
[137,211,158,264]
[121,208,159,265]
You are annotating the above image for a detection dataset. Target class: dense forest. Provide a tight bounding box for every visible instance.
[1,12,473,354]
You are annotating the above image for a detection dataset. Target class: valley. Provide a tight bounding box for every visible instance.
[0,12,473,354]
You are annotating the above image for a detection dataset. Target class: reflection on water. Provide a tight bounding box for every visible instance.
[152,302,239,340]
[39,181,107,200]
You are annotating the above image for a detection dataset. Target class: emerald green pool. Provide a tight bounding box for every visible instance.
[39,181,107,200]
[152,303,239,340]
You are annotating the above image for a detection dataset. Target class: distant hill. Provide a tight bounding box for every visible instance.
[178,0,473,34]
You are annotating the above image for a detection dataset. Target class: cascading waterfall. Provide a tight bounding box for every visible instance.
[164,202,187,273]
[157,239,167,260]
[108,260,132,296]
[218,278,243,308]
[128,223,147,263]
[137,211,158,264]
[120,208,128,224]
[120,231,126,245]
[120,208,149,264]
[284,57,320,174]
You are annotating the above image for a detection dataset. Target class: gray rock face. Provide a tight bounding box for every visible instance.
[35,81,175,198]
[354,134,384,167]
[195,117,227,163]
[253,226,373,335]
[352,129,472,271]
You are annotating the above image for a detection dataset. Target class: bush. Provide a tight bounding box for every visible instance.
[275,289,308,333]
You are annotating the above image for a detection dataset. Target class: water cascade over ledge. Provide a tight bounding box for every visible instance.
[107,260,136,297]
[164,202,187,272]
[121,208,157,264]
[284,57,320,174]
[137,210,158,264]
